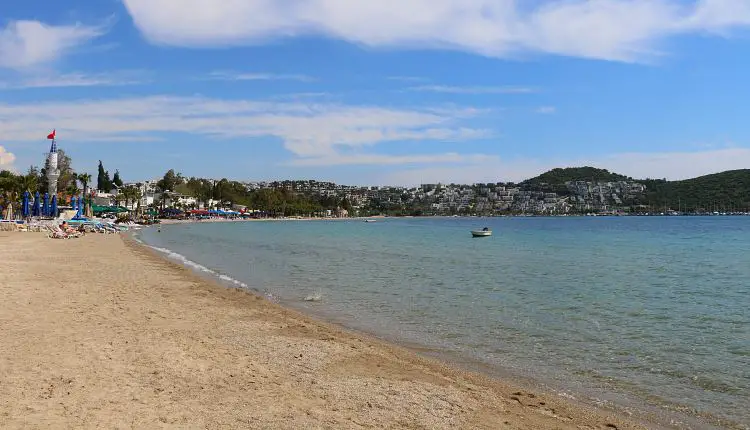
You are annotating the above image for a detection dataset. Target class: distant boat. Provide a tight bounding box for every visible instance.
[364,219,377,223]
[471,227,492,237]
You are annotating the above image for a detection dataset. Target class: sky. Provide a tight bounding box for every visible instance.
[2,1,750,185]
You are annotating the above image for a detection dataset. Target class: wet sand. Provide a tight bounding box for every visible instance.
[0,232,648,429]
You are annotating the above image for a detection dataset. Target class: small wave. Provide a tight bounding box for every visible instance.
[304,290,323,302]
[149,246,216,275]
[147,245,249,289]
[218,274,249,289]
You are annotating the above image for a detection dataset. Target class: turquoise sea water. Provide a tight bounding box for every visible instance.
[138,217,749,429]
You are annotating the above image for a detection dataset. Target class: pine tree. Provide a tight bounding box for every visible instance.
[104,170,113,192]
[97,161,107,191]
[112,170,124,188]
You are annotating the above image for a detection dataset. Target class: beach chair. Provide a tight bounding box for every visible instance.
[47,224,81,239]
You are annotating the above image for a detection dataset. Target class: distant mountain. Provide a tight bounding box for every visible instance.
[521,167,750,212]
[521,167,632,187]
[639,169,750,211]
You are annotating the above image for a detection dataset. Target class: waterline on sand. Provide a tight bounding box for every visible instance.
[135,218,749,430]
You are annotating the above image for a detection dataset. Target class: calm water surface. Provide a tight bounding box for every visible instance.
[138,217,750,429]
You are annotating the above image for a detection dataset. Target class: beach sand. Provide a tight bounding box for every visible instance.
[0,232,647,429]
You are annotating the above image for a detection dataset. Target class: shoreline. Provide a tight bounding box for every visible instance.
[136,225,735,430]
[154,213,748,227]
[2,231,652,428]
[128,232,662,429]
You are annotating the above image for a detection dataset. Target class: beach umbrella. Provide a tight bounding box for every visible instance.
[32,192,40,217]
[72,196,78,212]
[51,196,58,218]
[3,202,13,220]
[43,193,49,217]
[22,191,30,218]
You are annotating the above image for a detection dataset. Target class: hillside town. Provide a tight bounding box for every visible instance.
[97,177,650,216]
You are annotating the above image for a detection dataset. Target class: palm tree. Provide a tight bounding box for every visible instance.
[0,171,21,215]
[19,172,38,195]
[78,173,92,198]
[115,190,126,208]
[131,186,143,216]
[122,185,139,210]
[66,182,80,199]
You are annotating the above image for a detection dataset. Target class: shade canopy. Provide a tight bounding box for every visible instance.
[22,191,30,218]
[92,205,129,214]
[51,196,58,218]
[42,193,49,217]
[32,192,40,217]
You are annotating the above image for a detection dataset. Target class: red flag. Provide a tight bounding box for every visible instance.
[47,129,56,140]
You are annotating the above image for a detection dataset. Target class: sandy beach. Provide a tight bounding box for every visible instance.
[0,232,647,429]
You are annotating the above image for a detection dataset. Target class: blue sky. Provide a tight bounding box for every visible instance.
[2,0,750,185]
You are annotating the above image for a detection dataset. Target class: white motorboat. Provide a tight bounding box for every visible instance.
[364,219,377,223]
[471,228,492,237]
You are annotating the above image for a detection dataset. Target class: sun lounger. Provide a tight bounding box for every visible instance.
[47,224,82,239]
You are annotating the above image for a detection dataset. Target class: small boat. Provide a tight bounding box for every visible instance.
[364,219,377,223]
[471,227,492,237]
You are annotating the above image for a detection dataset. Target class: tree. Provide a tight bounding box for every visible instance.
[112,170,124,188]
[104,170,113,192]
[0,170,22,211]
[157,169,180,192]
[96,161,113,192]
[121,186,132,209]
[341,197,352,212]
[66,180,80,198]
[20,167,40,194]
[78,173,92,198]
[56,149,75,193]
[131,186,143,214]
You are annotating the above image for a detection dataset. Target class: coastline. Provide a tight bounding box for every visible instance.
[1,231,649,429]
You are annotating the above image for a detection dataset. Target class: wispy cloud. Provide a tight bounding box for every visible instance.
[269,92,331,101]
[0,20,106,70]
[208,71,315,82]
[535,106,557,114]
[0,71,147,90]
[409,85,537,94]
[288,152,496,167]
[122,0,750,63]
[0,145,15,170]
[387,76,428,83]
[0,95,487,165]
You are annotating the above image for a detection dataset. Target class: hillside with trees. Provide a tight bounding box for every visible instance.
[519,167,750,213]
[521,167,631,187]
[638,169,750,212]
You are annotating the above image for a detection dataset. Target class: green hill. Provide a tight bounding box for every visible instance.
[520,167,632,195]
[639,169,750,212]
[522,167,631,186]
[520,167,750,212]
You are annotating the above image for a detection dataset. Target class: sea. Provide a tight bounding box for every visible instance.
[135,216,749,429]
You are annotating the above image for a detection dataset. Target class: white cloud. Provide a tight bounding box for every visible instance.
[208,71,315,82]
[122,0,750,62]
[536,106,556,114]
[409,85,536,94]
[0,20,105,70]
[388,76,428,82]
[0,71,146,90]
[288,152,496,166]
[0,145,16,170]
[0,95,486,164]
